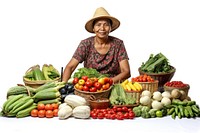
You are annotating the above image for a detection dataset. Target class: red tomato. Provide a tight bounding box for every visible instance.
[53,109,58,117]
[93,82,102,90]
[90,77,98,83]
[85,79,93,88]
[109,78,113,85]
[81,76,88,81]
[37,103,45,110]
[38,110,46,118]
[83,85,89,91]
[103,77,110,83]
[121,106,128,112]
[128,112,135,119]
[73,77,79,85]
[31,109,38,117]
[46,110,54,118]
[51,103,59,110]
[45,104,53,110]
[89,87,97,92]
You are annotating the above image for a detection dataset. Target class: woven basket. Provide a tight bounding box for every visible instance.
[137,80,159,94]
[164,84,190,96]
[138,66,176,92]
[23,77,61,88]
[125,90,142,104]
[74,87,112,104]
[23,65,61,88]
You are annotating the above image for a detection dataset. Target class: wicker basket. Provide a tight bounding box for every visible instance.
[23,65,61,88]
[164,84,190,96]
[137,80,159,94]
[125,90,142,104]
[138,66,176,92]
[74,87,112,105]
[23,77,61,88]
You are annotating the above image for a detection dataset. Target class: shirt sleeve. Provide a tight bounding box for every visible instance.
[72,41,88,63]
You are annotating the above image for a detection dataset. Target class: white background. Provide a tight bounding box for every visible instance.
[0,0,200,133]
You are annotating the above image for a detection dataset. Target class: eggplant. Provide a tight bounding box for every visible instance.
[59,87,67,94]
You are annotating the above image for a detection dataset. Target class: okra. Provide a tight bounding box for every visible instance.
[186,106,194,118]
[184,107,189,118]
[178,112,182,119]
[178,105,184,117]
[12,98,34,114]
[175,106,179,115]
[167,108,175,115]
[191,105,200,114]
[187,101,196,106]
[16,103,37,118]
[171,112,176,119]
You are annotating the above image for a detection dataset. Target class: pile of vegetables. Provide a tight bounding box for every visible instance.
[109,84,136,105]
[24,64,60,81]
[140,53,175,73]
[73,67,108,79]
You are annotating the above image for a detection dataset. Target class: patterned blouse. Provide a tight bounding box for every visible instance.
[73,36,129,77]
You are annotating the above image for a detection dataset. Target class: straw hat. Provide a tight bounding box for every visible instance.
[85,7,120,33]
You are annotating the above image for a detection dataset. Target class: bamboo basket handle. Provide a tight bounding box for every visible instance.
[25,65,39,74]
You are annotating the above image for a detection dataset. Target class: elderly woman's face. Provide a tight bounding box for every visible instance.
[93,18,111,38]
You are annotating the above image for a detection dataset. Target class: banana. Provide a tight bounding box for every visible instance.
[133,82,142,91]
[125,84,132,91]
[127,82,136,91]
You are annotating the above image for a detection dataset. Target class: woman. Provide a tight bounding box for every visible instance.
[62,7,131,83]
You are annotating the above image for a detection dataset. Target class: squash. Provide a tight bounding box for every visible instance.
[58,105,73,120]
[64,95,87,108]
[72,105,90,119]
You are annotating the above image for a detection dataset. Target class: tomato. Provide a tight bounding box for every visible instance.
[97,113,104,119]
[91,112,98,119]
[53,109,58,117]
[78,85,83,91]
[109,78,113,85]
[116,114,124,120]
[123,112,129,119]
[45,104,53,110]
[81,76,88,81]
[121,106,128,112]
[117,107,122,112]
[51,103,59,110]
[85,79,93,88]
[83,85,89,91]
[73,77,79,85]
[78,79,85,85]
[31,109,38,117]
[37,103,45,110]
[46,110,54,118]
[93,82,102,90]
[90,77,98,83]
[128,112,135,119]
[110,114,116,120]
[38,110,46,118]
[98,78,105,85]
[89,87,97,92]
[103,77,110,83]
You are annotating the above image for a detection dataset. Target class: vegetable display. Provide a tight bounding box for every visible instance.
[140,53,174,73]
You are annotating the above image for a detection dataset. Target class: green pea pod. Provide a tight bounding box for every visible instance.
[178,105,184,117]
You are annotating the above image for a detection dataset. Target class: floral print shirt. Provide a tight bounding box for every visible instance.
[73,36,129,77]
